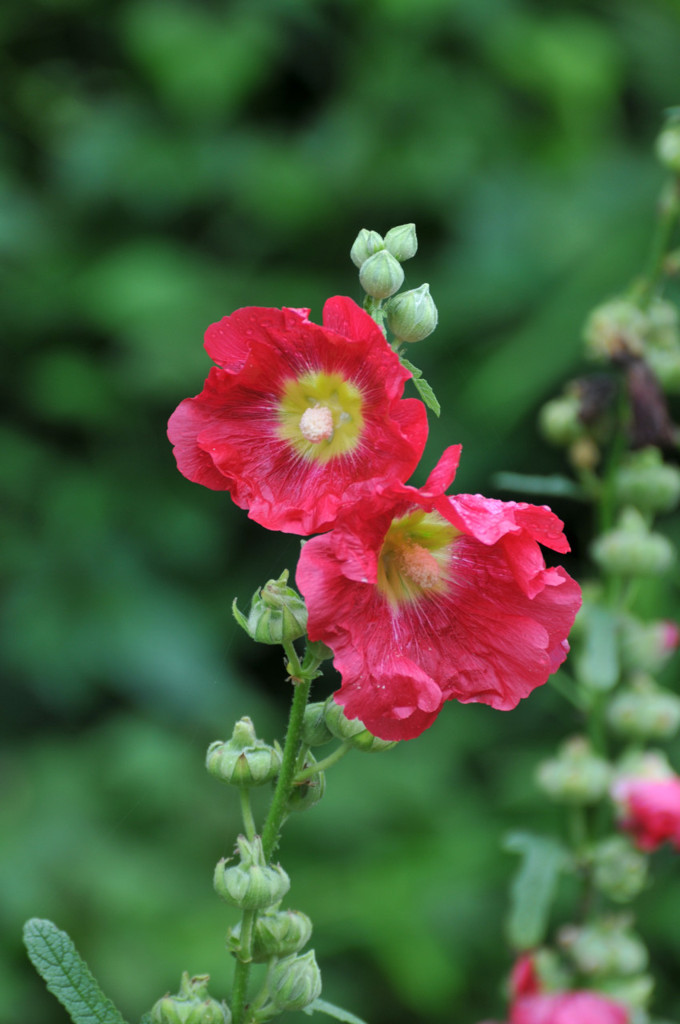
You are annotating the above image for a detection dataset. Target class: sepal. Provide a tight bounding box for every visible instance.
[323,697,397,752]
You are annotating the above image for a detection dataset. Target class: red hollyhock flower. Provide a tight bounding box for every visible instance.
[167,297,428,535]
[611,774,680,851]
[510,991,629,1024]
[296,446,582,740]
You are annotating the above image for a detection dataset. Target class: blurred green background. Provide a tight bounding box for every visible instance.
[3,0,680,1022]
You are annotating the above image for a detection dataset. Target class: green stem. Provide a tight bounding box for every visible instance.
[296,742,352,780]
[229,937,250,1024]
[633,176,680,308]
[547,670,587,711]
[240,788,256,841]
[261,642,316,861]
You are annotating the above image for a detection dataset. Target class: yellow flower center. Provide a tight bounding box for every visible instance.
[377,510,459,607]
[278,371,364,462]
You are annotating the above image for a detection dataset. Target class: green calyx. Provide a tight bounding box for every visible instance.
[385,283,438,343]
[227,907,313,963]
[206,718,282,787]
[151,973,231,1024]
[214,836,290,911]
[232,570,308,646]
[323,696,396,752]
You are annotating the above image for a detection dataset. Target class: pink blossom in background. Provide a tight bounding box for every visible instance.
[612,774,680,851]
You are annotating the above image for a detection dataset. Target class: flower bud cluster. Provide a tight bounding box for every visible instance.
[232,570,307,645]
[590,836,648,903]
[607,675,680,741]
[614,447,680,515]
[214,836,290,911]
[558,917,648,978]
[206,718,282,787]
[151,973,231,1024]
[350,224,438,343]
[227,906,313,963]
[536,736,611,804]
[590,508,675,578]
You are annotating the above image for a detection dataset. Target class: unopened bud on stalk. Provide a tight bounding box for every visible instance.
[323,696,397,752]
[287,753,326,813]
[267,951,322,1012]
[227,907,313,962]
[558,918,648,978]
[151,973,231,1024]
[232,570,307,645]
[614,447,680,515]
[538,394,584,446]
[359,250,404,299]
[301,702,335,747]
[656,113,680,174]
[607,675,680,741]
[591,836,648,903]
[620,616,680,674]
[214,836,290,911]
[206,718,282,787]
[583,298,647,361]
[350,229,384,268]
[384,223,418,262]
[590,508,675,577]
[385,284,438,343]
[536,736,611,804]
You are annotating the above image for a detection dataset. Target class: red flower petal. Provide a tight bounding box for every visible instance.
[297,453,581,741]
[168,298,428,535]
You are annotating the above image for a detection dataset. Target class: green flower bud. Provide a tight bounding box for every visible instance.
[591,836,648,904]
[384,223,418,262]
[151,973,231,1024]
[614,447,680,515]
[558,918,648,978]
[384,283,438,343]
[607,675,680,741]
[287,753,326,813]
[359,250,404,300]
[232,570,307,645]
[597,974,654,1013]
[619,616,680,674]
[656,119,680,174]
[538,394,585,446]
[583,298,648,361]
[590,508,675,577]
[646,344,680,392]
[350,228,384,269]
[228,907,313,962]
[267,951,322,1012]
[301,702,335,747]
[536,736,611,804]
[214,836,290,911]
[323,696,397,752]
[206,718,282,787]
[646,297,680,349]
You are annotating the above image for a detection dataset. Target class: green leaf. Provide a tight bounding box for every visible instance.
[492,472,586,501]
[503,833,570,951]
[304,998,370,1024]
[399,356,440,417]
[23,919,129,1024]
[574,605,620,692]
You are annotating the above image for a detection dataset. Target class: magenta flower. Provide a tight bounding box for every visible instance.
[167,297,428,535]
[612,773,680,851]
[510,991,629,1024]
[296,446,582,741]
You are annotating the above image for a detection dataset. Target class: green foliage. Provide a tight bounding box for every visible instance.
[23,919,128,1024]
[504,833,571,952]
[4,0,680,1022]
